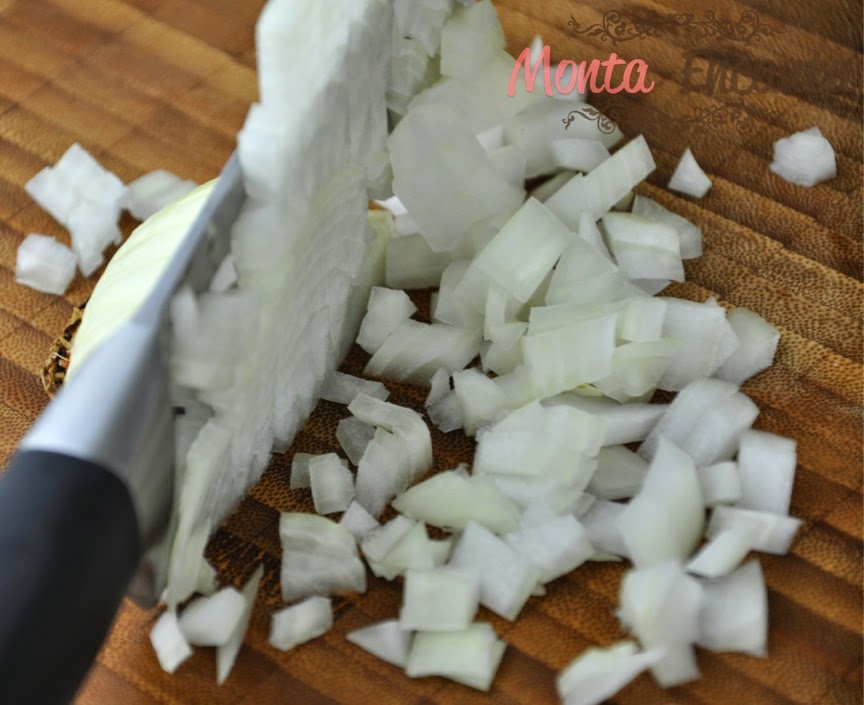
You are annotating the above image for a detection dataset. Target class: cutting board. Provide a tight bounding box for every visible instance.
[0,1,860,703]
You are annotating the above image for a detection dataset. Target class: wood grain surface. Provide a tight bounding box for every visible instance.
[0,1,860,703]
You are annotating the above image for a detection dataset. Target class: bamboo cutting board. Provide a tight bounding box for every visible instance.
[0,1,860,703]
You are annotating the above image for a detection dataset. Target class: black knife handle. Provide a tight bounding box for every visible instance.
[0,450,141,705]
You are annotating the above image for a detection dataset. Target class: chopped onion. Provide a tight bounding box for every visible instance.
[426,367,451,407]
[356,287,418,355]
[770,127,836,187]
[178,587,247,647]
[15,233,77,295]
[588,446,648,500]
[667,147,712,198]
[580,499,629,558]
[551,137,611,172]
[339,500,380,540]
[618,438,704,567]
[310,453,355,514]
[216,565,263,685]
[406,623,505,691]
[385,233,453,290]
[336,416,377,465]
[698,461,742,507]
[347,620,413,667]
[706,505,801,554]
[697,560,768,656]
[452,368,510,435]
[269,596,333,651]
[631,194,702,259]
[545,135,655,226]
[687,526,755,578]
[601,212,684,282]
[546,395,666,446]
[150,610,193,674]
[426,389,465,433]
[290,453,314,489]
[124,169,197,221]
[556,641,663,705]
[321,371,389,405]
[618,561,703,687]
[715,307,781,384]
[369,521,445,579]
[400,568,480,631]
[361,514,417,563]
[440,0,505,80]
[392,470,521,534]
[447,521,539,620]
[505,514,593,583]
[195,560,219,596]
[736,430,797,515]
[355,427,411,517]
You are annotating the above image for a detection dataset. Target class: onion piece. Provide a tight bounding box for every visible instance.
[698,461,742,506]
[357,287,418,354]
[545,135,655,227]
[667,147,712,198]
[770,127,836,187]
[545,395,666,446]
[392,470,521,534]
[556,641,663,705]
[505,514,593,583]
[355,428,411,517]
[310,454,355,515]
[706,506,801,554]
[125,169,197,221]
[339,500,380,540]
[406,623,504,691]
[290,453,315,489]
[349,393,432,479]
[208,254,237,293]
[400,568,480,631]
[269,596,333,651]
[697,560,768,656]
[336,417,377,465]
[178,587,247,647]
[631,194,702,259]
[150,610,193,675]
[216,565,263,685]
[452,368,510,435]
[321,371,389,405]
[580,499,629,558]
[195,560,219,596]
[588,446,648,500]
[715,307,781,384]
[687,526,755,578]
[447,521,538,621]
[593,339,681,404]
[601,212,684,282]
[385,233,453,290]
[361,514,417,563]
[551,137,611,172]
[426,368,451,407]
[15,234,78,295]
[369,521,445,579]
[618,438,704,567]
[427,389,465,433]
[433,260,485,329]
[347,620,413,667]
[618,561,703,687]
[736,430,797,515]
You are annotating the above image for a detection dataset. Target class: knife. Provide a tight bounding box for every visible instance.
[0,153,246,704]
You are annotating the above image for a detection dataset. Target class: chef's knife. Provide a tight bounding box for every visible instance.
[0,153,246,705]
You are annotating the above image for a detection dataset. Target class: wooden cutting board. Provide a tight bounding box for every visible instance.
[0,0,860,703]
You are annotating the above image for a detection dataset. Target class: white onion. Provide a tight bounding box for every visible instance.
[392,470,521,534]
[601,212,684,282]
[195,560,219,597]
[339,500,380,540]
[546,395,667,446]
[406,623,505,691]
[452,368,510,435]
[149,610,193,674]
[216,565,263,685]
[618,438,704,567]
[355,427,411,517]
[697,560,768,656]
[588,446,648,500]
[400,568,480,631]
[347,620,413,667]
[440,0,505,79]
[447,521,539,620]
[335,416,377,465]
[385,233,453,290]
[618,561,703,687]
[356,287,418,355]
[426,389,465,433]
[178,587,247,647]
[551,137,611,172]
[715,307,781,384]
[124,169,197,221]
[667,147,712,198]
[361,515,418,563]
[580,499,629,558]
[321,371,389,405]
[736,429,797,515]
[706,505,801,554]
[556,641,663,705]
[15,234,77,295]
[687,526,755,578]
[505,514,593,583]
[369,521,446,579]
[545,135,655,227]
[631,194,702,259]
[770,127,836,187]
[698,461,742,507]
[290,453,314,489]
[269,596,333,651]
[310,453,355,514]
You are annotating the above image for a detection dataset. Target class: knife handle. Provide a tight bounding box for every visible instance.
[0,450,141,705]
